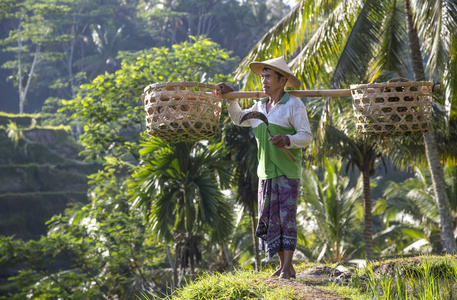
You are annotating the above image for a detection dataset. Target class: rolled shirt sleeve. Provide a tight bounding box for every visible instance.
[226,100,253,127]
[286,105,312,149]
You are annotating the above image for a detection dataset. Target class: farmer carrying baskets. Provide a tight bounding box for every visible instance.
[218,57,312,279]
[141,56,434,279]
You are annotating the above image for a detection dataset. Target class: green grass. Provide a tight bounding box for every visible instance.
[351,255,457,300]
[141,263,361,300]
[142,256,457,300]
[144,269,310,300]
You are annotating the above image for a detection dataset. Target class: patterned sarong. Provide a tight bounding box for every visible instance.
[255,175,300,262]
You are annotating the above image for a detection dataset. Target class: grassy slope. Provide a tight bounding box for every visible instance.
[153,255,457,300]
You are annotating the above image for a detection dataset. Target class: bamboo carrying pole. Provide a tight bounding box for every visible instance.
[222,83,440,99]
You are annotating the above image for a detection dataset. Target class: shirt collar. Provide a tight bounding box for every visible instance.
[261,92,290,104]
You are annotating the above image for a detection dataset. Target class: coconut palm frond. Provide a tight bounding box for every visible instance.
[369,0,410,81]
[290,0,364,89]
[300,159,362,262]
[443,35,457,119]
[234,0,312,89]
[412,0,457,118]
[373,224,427,255]
[412,0,457,77]
[331,0,387,86]
[406,189,440,223]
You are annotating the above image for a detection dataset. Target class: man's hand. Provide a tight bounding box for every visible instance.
[268,135,290,148]
[217,82,234,94]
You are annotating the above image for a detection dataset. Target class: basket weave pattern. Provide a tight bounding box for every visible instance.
[142,82,222,142]
[350,79,433,135]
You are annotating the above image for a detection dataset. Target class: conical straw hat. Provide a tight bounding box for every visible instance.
[249,57,301,87]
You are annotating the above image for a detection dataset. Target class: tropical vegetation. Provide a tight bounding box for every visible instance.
[1,0,457,299]
[237,0,457,258]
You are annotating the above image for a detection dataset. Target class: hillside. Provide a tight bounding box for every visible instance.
[167,256,457,299]
[0,113,100,240]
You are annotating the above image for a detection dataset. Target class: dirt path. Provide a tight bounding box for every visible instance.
[265,277,344,299]
[264,266,348,299]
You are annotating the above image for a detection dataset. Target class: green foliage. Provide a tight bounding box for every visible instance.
[62,36,234,162]
[135,0,289,58]
[0,163,89,193]
[0,112,40,127]
[0,162,168,298]
[299,158,363,262]
[155,269,303,300]
[5,124,85,164]
[40,97,74,126]
[222,123,260,269]
[0,205,166,299]
[355,256,457,300]
[0,191,88,241]
[129,136,233,243]
[0,0,73,113]
[0,0,17,22]
[0,37,240,298]
[5,121,23,146]
[373,158,457,254]
[0,0,293,114]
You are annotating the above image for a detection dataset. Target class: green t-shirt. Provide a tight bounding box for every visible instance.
[253,122,302,180]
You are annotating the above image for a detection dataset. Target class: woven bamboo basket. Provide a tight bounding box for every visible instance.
[142,82,222,142]
[350,78,433,135]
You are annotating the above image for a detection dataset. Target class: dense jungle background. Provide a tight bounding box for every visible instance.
[1,0,457,299]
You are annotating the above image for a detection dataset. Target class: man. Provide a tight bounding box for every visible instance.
[218,57,312,279]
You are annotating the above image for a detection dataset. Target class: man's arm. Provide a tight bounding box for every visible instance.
[218,82,252,127]
[286,100,312,149]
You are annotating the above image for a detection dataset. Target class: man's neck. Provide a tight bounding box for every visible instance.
[268,90,285,104]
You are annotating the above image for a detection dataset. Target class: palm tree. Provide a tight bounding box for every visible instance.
[235,0,457,254]
[75,22,127,79]
[403,0,457,253]
[129,136,233,287]
[375,158,457,254]
[299,158,363,263]
[311,117,385,260]
[224,123,261,271]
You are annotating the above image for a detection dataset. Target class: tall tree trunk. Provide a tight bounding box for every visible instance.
[166,246,176,291]
[405,0,457,253]
[249,201,260,272]
[362,170,374,261]
[222,241,234,271]
[173,248,179,288]
[17,15,25,115]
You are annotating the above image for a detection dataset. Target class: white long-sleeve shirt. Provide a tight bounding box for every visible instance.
[227,92,312,179]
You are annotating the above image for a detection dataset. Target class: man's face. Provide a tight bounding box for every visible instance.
[261,68,286,95]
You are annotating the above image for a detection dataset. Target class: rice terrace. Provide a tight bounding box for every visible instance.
[1,0,457,299]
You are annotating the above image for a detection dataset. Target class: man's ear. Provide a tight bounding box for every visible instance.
[281,76,288,86]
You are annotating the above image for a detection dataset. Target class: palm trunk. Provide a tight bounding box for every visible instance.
[362,170,374,261]
[249,202,260,272]
[222,241,234,271]
[405,0,457,253]
[174,248,179,288]
[166,246,176,291]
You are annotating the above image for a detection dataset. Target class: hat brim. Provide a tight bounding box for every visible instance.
[249,62,301,88]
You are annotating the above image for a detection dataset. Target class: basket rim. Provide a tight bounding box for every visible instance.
[350,80,433,90]
[144,81,220,92]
